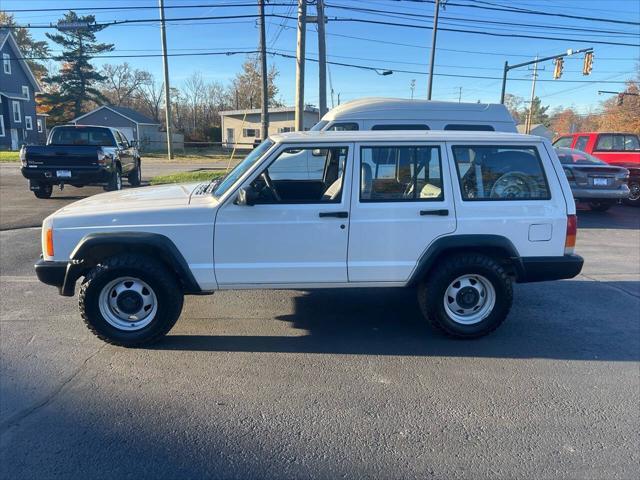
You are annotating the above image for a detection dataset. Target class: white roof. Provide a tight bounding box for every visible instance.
[220,106,318,116]
[322,97,513,123]
[269,130,542,144]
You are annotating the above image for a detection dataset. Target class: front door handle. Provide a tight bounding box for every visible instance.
[420,209,449,216]
[319,211,348,218]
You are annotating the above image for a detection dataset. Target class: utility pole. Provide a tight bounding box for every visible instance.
[426,0,441,100]
[258,0,269,140]
[294,0,307,131]
[410,79,416,99]
[158,0,173,159]
[317,0,328,117]
[525,56,538,134]
[457,86,462,103]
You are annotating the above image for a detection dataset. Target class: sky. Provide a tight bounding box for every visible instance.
[4,0,640,115]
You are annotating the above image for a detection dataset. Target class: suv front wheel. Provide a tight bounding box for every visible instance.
[418,254,513,338]
[79,254,183,346]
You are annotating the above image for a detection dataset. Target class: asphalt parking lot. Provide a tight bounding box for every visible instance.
[1,161,639,479]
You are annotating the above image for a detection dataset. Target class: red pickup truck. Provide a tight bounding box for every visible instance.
[553,132,640,206]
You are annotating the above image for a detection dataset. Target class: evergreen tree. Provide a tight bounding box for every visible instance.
[0,11,50,81]
[523,97,550,127]
[40,12,114,123]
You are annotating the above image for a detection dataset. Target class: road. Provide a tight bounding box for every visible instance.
[1,162,639,479]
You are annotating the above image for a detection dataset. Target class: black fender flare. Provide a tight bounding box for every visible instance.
[61,232,201,296]
[406,234,523,286]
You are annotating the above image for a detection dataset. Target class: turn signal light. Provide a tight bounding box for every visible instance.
[45,227,54,257]
[565,214,577,255]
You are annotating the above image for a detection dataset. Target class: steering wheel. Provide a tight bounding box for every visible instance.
[261,171,281,202]
[490,172,537,199]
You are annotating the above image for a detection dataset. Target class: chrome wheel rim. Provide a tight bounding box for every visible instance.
[629,183,640,201]
[98,277,157,331]
[443,274,496,325]
[116,172,122,190]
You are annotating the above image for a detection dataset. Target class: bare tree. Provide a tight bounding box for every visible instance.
[137,77,164,123]
[100,63,152,106]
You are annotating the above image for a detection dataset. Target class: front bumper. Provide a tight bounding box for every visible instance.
[34,259,79,296]
[517,254,584,283]
[570,185,629,201]
[21,167,111,186]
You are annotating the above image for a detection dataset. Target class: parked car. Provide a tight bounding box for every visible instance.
[311,98,517,132]
[553,132,639,207]
[34,131,583,347]
[555,147,630,211]
[20,125,142,198]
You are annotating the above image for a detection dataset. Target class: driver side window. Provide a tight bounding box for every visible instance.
[452,145,550,201]
[250,146,349,204]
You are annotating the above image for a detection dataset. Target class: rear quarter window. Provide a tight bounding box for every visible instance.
[595,134,640,151]
[444,124,494,131]
[552,136,573,148]
[452,145,550,201]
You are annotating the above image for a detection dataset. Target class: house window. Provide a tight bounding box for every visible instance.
[0,115,5,137]
[2,53,10,74]
[243,128,258,138]
[25,116,33,130]
[12,101,21,123]
[22,86,30,100]
[277,127,293,133]
[37,118,44,133]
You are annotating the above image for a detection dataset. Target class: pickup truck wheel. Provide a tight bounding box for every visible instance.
[418,254,513,338]
[105,167,122,191]
[79,254,183,347]
[128,159,142,187]
[623,182,640,206]
[33,184,53,199]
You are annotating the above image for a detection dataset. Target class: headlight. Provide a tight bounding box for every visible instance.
[20,147,27,167]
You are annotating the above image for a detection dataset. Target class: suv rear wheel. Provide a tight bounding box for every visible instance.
[105,167,122,191]
[418,254,513,338]
[79,254,183,346]
[128,159,142,187]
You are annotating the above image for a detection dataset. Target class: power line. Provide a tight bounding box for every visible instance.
[1,2,297,13]
[325,2,639,37]
[7,49,634,85]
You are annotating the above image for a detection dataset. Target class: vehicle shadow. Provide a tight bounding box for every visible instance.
[576,204,639,230]
[152,281,640,362]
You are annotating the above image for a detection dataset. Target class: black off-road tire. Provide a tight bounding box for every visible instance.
[33,184,53,199]
[104,166,122,191]
[128,159,142,187]
[417,253,513,338]
[79,254,184,347]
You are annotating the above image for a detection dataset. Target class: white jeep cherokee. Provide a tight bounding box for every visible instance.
[35,131,583,346]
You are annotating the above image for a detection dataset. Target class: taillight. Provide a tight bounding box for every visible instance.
[45,227,54,257]
[20,147,27,167]
[565,214,577,255]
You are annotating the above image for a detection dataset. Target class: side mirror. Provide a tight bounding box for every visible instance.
[130,140,138,148]
[236,186,258,206]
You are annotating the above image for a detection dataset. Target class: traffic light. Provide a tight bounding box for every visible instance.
[553,57,564,79]
[583,52,593,76]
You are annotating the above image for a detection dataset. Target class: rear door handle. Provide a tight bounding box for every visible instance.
[420,209,449,216]
[319,211,349,218]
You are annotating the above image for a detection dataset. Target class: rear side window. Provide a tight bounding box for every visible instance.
[574,135,589,151]
[552,136,573,148]
[327,122,359,131]
[360,146,442,202]
[595,134,640,151]
[371,124,430,131]
[452,145,550,201]
[444,124,494,131]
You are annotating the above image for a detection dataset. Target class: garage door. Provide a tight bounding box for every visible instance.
[118,127,135,142]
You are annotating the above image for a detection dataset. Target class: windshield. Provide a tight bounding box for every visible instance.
[555,148,606,165]
[49,127,116,146]
[213,139,275,198]
[310,120,328,131]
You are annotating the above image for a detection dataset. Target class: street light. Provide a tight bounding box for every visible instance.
[376,69,393,76]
